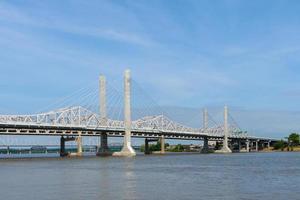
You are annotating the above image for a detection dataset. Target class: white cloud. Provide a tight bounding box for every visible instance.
[0,1,157,47]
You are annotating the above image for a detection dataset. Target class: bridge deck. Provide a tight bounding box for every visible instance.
[0,123,277,142]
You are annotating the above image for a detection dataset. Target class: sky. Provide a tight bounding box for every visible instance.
[1,0,300,139]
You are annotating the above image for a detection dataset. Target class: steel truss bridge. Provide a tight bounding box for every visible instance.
[0,104,272,142]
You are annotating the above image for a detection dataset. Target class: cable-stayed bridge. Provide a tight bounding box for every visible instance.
[0,70,277,157]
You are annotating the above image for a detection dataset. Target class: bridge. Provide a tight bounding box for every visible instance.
[0,70,277,157]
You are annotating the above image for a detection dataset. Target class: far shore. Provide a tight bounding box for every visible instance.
[262,146,300,152]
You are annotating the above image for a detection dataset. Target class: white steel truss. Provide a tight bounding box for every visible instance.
[0,106,247,138]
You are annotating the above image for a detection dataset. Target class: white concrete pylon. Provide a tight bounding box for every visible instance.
[99,75,107,123]
[97,75,111,156]
[217,105,232,153]
[113,69,136,157]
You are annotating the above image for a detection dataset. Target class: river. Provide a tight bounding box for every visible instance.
[0,152,299,200]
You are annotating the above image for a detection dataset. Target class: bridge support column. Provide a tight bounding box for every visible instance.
[255,140,259,152]
[218,106,232,153]
[76,132,83,156]
[237,139,241,152]
[201,137,209,153]
[145,138,150,155]
[97,133,111,156]
[60,136,67,157]
[246,140,250,152]
[160,136,165,154]
[113,70,136,157]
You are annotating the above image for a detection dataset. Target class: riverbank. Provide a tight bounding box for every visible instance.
[262,146,300,152]
[278,146,300,152]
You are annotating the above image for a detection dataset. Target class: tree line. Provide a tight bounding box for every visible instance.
[274,133,300,151]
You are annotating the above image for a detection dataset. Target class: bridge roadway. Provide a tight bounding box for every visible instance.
[0,122,276,143]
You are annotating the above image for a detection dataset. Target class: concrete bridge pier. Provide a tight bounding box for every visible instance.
[144,138,164,154]
[113,70,136,157]
[97,133,111,156]
[76,132,83,156]
[145,138,150,155]
[261,140,271,149]
[160,136,165,154]
[60,136,79,157]
[237,139,241,152]
[246,140,250,152]
[60,136,67,157]
[201,137,209,153]
[255,140,259,152]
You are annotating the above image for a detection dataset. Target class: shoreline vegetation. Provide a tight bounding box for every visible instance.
[140,133,300,153]
[272,133,300,152]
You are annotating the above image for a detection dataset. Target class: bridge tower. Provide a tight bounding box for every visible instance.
[201,108,209,153]
[218,106,232,153]
[97,75,111,156]
[113,69,136,157]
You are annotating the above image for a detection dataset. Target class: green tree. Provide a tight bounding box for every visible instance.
[149,142,161,152]
[273,140,286,151]
[170,144,184,152]
[140,142,169,153]
[289,133,300,145]
[140,144,145,152]
[287,133,299,151]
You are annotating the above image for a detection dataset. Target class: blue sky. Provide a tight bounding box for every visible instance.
[1,0,300,138]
